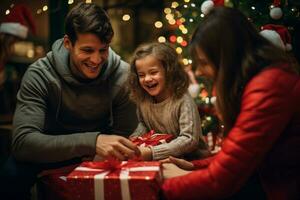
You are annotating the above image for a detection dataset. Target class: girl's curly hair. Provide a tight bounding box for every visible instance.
[128,42,189,104]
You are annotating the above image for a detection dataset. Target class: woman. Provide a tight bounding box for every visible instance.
[162,7,300,200]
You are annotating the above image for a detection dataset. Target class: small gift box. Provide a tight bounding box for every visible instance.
[130,130,174,147]
[66,160,162,200]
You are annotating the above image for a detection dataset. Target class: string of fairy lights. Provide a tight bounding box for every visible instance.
[3,0,300,66]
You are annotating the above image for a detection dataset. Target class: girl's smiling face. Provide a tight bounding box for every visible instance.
[135,55,170,103]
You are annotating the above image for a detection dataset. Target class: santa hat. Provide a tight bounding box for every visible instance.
[0,4,36,39]
[260,24,292,51]
[201,0,224,15]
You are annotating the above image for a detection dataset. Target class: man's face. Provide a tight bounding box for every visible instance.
[64,33,110,79]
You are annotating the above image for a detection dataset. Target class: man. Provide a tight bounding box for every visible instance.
[0,2,139,199]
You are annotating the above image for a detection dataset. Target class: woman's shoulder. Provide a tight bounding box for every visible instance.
[247,64,299,90]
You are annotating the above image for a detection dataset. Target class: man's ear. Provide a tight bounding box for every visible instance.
[63,35,72,50]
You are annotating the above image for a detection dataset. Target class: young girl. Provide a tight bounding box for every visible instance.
[128,42,208,161]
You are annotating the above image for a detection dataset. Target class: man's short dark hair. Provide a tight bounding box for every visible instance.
[65,2,114,44]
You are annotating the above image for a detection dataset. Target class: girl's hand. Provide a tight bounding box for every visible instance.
[139,146,152,161]
[162,163,192,179]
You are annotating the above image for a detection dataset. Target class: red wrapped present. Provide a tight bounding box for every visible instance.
[66,160,162,200]
[37,164,79,200]
[130,130,174,147]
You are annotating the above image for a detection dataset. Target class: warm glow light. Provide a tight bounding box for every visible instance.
[200,14,205,18]
[166,13,174,20]
[164,8,171,14]
[169,35,177,43]
[182,29,188,34]
[171,2,179,8]
[122,14,130,21]
[5,10,10,15]
[37,9,42,14]
[182,58,189,65]
[181,40,188,47]
[191,3,196,7]
[154,21,163,28]
[68,0,74,4]
[176,47,183,54]
[158,36,166,43]
[27,49,34,58]
[184,4,188,8]
[177,36,183,43]
[86,0,92,3]
[184,0,190,2]
[179,25,185,30]
[168,19,176,25]
[188,59,193,64]
[42,5,48,11]
[176,11,182,18]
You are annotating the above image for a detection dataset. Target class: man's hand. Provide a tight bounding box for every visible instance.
[96,135,140,160]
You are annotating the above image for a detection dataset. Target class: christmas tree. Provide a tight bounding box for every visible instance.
[160,0,300,137]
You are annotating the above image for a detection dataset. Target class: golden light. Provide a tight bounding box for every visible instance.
[180,18,186,23]
[168,19,176,25]
[86,0,92,3]
[182,29,188,34]
[158,36,166,43]
[164,8,171,14]
[182,58,189,65]
[42,5,48,11]
[36,9,42,14]
[176,36,183,43]
[171,2,179,8]
[68,0,74,4]
[184,0,190,2]
[176,47,183,54]
[166,13,174,20]
[154,21,163,28]
[122,14,130,21]
[27,49,34,58]
[5,10,10,15]
[179,25,185,30]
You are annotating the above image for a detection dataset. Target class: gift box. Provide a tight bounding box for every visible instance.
[37,164,79,200]
[131,130,174,147]
[66,160,162,200]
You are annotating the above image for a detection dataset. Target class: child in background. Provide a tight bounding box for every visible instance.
[128,42,209,161]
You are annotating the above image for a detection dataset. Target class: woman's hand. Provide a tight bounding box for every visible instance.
[161,156,195,179]
[162,163,192,179]
[160,156,195,170]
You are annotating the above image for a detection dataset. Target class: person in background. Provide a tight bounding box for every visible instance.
[128,42,209,161]
[162,7,300,200]
[0,2,139,199]
[0,4,36,114]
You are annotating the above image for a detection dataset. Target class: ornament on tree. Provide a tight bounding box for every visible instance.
[269,0,283,20]
[260,24,292,51]
[201,0,224,15]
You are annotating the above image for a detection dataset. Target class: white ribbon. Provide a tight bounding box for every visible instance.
[73,162,160,200]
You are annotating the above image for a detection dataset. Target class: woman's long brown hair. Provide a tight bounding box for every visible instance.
[190,7,299,135]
